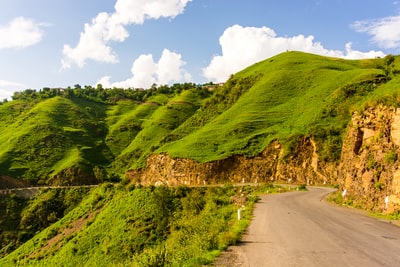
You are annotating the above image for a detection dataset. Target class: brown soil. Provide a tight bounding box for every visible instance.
[212,246,247,267]
[0,176,30,189]
[29,209,100,259]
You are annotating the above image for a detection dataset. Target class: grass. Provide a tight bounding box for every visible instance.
[160,52,391,163]
[0,97,110,183]
[1,51,399,183]
[0,85,211,183]
[2,51,400,265]
[113,90,204,170]
[0,187,90,257]
[0,184,265,266]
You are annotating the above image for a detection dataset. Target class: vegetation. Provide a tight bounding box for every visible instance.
[160,52,400,163]
[0,188,89,257]
[1,52,400,185]
[0,83,209,184]
[1,51,400,264]
[0,183,291,266]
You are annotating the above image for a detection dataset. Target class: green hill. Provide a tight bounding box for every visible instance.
[0,183,269,266]
[0,96,111,185]
[0,52,399,186]
[1,51,400,265]
[160,52,398,162]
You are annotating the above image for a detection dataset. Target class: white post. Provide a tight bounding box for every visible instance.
[342,189,347,198]
[385,196,389,209]
[238,208,242,220]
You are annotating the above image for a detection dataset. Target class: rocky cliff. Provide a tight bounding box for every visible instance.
[127,105,400,213]
[126,138,335,187]
[338,105,400,213]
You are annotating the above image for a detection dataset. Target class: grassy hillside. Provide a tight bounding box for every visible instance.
[0,183,278,266]
[0,187,90,257]
[0,85,209,185]
[1,51,400,264]
[160,52,399,162]
[0,52,399,185]
[0,97,111,185]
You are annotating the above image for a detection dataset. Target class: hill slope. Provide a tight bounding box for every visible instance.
[160,52,396,162]
[1,51,400,264]
[0,51,399,186]
[0,184,263,266]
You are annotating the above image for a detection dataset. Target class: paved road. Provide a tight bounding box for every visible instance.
[0,184,98,192]
[0,185,98,198]
[237,187,400,267]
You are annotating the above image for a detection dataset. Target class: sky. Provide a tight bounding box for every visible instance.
[1,0,400,100]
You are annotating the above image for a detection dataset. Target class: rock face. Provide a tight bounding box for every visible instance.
[338,106,400,213]
[126,138,333,187]
[126,105,400,213]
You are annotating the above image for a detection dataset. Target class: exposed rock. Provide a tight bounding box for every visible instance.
[126,138,333,187]
[338,106,400,213]
[391,108,400,146]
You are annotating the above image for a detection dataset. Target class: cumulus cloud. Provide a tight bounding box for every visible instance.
[0,17,45,49]
[97,49,191,88]
[62,0,191,68]
[0,80,26,99]
[352,15,400,49]
[203,25,385,82]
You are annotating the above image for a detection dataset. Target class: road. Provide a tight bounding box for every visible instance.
[221,187,400,267]
[0,185,98,198]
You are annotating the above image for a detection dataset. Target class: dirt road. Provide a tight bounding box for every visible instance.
[215,187,400,267]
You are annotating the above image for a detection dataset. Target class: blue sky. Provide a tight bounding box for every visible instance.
[1,0,400,99]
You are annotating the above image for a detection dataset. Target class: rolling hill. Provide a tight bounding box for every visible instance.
[1,51,400,265]
[0,51,399,186]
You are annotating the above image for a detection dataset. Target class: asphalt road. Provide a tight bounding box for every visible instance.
[236,187,400,267]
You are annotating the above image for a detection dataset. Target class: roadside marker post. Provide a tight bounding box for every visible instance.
[385,196,389,209]
[238,208,242,220]
[342,189,347,198]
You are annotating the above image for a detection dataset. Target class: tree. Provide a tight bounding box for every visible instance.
[384,54,395,76]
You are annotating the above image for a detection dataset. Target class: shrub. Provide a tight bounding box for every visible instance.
[385,150,398,164]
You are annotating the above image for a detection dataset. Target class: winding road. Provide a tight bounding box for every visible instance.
[218,187,400,267]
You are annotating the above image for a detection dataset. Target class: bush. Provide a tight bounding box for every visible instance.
[385,150,398,164]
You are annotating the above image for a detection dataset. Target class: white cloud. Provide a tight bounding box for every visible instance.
[0,17,45,50]
[0,80,26,99]
[113,0,191,24]
[343,42,385,59]
[203,25,385,82]
[352,15,400,49]
[62,0,191,68]
[97,49,191,88]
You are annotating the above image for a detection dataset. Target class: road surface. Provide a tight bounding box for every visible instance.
[217,187,400,267]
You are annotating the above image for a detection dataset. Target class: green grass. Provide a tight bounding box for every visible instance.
[0,187,89,257]
[0,86,210,183]
[2,51,400,266]
[1,51,399,182]
[0,96,111,184]
[0,184,259,266]
[114,90,204,170]
[160,52,391,162]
